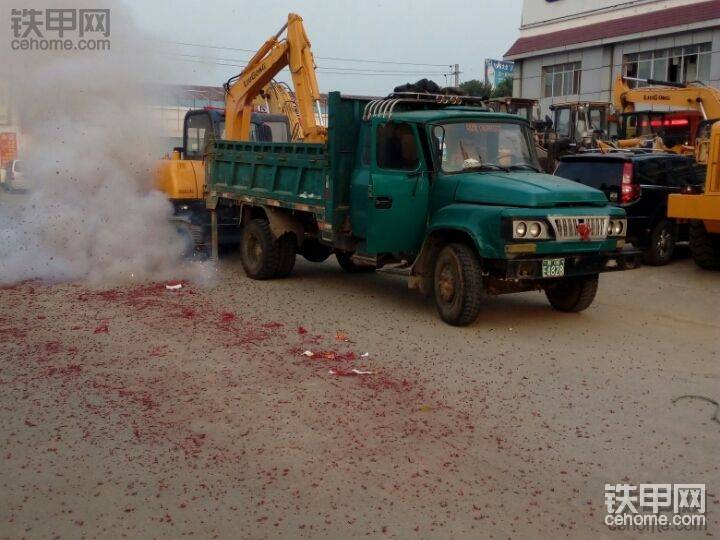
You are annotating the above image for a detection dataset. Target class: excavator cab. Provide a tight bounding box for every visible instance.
[182,109,225,160]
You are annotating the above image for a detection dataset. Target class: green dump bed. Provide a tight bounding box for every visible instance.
[206,92,370,243]
[206,141,328,210]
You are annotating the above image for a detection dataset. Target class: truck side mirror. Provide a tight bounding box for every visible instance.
[432,125,445,162]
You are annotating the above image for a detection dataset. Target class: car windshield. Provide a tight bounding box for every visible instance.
[434,121,538,173]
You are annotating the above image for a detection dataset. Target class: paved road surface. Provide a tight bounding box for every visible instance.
[1,248,717,538]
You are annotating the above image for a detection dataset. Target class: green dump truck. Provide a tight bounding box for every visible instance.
[205,92,639,325]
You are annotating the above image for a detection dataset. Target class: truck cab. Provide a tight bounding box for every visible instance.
[350,106,635,311]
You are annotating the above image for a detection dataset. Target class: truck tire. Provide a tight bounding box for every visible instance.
[689,220,720,270]
[336,252,376,273]
[240,218,280,280]
[299,239,332,263]
[545,274,598,313]
[275,234,297,278]
[433,243,483,326]
[643,219,675,266]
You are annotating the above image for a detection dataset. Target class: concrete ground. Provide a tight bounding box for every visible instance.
[0,211,718,538]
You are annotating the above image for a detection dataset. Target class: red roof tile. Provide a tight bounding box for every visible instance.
[505,0,720,58]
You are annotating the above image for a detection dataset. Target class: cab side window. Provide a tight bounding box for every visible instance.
[185,112,212,160]
[376,122,419,170]
[555,109,571,138]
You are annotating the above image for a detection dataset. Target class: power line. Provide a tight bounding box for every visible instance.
[165,53,451,77]
[164,40,450,68]
[166,52,449,75]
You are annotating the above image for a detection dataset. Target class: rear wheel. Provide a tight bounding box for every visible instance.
[545,274,598,312]
[240,219,280,280]
[275,234,297,278]
[643,219,675,266]
[689,220,720,270]
[336,252,376,273]
[433,243,483,326]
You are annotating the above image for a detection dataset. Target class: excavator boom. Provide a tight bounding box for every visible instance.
[224,13,326,143]
[613,74,720,119]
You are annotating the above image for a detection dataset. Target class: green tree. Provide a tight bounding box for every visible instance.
[459,79,492,97]
[491,77,514,98]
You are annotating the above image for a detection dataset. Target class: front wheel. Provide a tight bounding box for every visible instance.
[545,274,598,312]
[433,243,483,326]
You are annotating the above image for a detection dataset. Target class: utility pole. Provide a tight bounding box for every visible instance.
[451,64,461,87]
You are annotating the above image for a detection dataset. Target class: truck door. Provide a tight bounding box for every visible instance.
[365,120,430,255]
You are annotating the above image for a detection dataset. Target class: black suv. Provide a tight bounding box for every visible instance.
[555,152,704,265]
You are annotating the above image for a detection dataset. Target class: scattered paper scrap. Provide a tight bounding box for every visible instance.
[329,368,374,376]
[361,352,370,358]
[93,323,109,334]
[166,283,182,290]
[302,350,314,357]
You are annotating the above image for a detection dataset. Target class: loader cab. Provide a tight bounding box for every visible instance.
[550,102,612,143]
[486,98,538,124]
[181,109,292,160]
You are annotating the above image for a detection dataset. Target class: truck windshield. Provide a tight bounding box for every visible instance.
[435,122,538,173]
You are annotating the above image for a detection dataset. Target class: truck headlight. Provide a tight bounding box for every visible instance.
[608,218,627,237]
[512,219,551,240]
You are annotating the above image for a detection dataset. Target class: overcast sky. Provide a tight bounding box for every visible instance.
[124,0,522,95]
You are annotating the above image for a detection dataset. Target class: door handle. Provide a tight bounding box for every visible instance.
[375,196,393,209]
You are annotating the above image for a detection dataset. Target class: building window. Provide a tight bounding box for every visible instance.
[542,62,581,98]
[623,43,711,86]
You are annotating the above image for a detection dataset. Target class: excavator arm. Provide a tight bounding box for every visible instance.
[258,81,304,141]
[224,13,326,143]
[613,74,720,119]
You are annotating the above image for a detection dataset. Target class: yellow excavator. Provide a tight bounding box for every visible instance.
[668,121,720,269]
[608,74,720,162]
[154,13,325,253]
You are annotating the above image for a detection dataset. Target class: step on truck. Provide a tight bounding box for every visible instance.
[206,92,640,325]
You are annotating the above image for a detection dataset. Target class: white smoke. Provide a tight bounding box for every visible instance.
[0,1,205,285]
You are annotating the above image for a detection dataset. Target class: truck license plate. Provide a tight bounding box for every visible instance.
[542,258,565,278]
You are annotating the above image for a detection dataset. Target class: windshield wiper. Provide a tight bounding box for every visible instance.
[463,163,509,173]
[507,163,540,172]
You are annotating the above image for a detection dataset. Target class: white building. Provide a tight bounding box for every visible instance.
[505,0,720,116]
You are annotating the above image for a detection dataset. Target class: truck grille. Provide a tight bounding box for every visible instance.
[548,215,609,241]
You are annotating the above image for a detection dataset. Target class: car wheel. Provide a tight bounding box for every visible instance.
[545,274,598,312]
[643,219,675,266]
[432,243,483,326]
[240,218,280,280]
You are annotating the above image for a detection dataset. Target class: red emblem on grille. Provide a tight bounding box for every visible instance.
[576,222,591,241]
